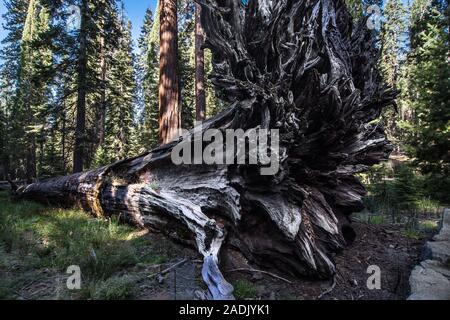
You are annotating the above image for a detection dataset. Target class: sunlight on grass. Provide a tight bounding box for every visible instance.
[0,191,170,300]
[418,220,439,231]
[401,229,421,239]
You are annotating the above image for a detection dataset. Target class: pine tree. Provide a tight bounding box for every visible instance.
[178,0,195,130]
[6,0,53,182]
[380,0,408,88]
[103,15,136,163]
[379,0,408,149]
[137,5,159,150]
[0,0,30,179]
[136,7,154,119]
[407,1,449,175]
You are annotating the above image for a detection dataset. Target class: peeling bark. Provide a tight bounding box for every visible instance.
[16,0,396,300]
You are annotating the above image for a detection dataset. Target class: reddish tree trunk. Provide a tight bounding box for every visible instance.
[159,0,180,145]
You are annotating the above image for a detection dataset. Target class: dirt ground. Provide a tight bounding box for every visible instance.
[2,221,432,300]
[225,222,429,300]
[133,221,431,301]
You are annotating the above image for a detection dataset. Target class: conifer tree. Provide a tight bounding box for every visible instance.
[0,0,31,179]
[379,0,408,148]
[16,0,52,181]
[406,1,449,176]
[137,5,160,150]
[104,15,136,163]
[380,0,408,88]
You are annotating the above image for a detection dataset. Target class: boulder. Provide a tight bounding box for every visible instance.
[420,260,450,278]
[408,266,450,300]
[424,241,450,264]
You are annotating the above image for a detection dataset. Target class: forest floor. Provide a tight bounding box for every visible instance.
[0,191,440,300]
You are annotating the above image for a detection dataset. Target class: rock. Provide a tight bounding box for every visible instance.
[442,209,450,227]
[434,229,450,242]
[408,208,450,300]
[408,265,450,300]
[420,260,450,278]
[434,209,450,241]
[425,241,450,264]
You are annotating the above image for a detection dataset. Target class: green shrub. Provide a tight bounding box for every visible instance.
[92,276,136,300]
[233,280,258,300]
[423,173,450,205]
[363,163,445,217]
[393,165,422,210]
[368,215,385,225]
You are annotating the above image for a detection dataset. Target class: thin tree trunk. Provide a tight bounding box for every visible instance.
[61,104,66,173]
[97,0,107,146]
[73,0,88,173]
[25,98,36,183]
[195,3,206,122]
[25,142,36,184]
[159,0,180,145]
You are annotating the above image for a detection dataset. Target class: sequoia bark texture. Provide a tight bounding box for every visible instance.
[159,0,181,145]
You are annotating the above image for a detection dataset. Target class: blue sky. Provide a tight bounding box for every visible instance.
[121,0,158,43]
[0,0,158,48]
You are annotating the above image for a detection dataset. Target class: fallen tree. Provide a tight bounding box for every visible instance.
[15,0,396,300]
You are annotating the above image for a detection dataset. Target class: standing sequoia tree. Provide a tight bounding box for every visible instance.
[159,0,181,144]
[15,0,396,300]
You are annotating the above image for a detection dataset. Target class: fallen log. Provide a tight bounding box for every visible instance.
[15,0,396,300]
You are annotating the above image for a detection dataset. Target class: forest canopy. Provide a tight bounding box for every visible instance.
[0,0,448,202]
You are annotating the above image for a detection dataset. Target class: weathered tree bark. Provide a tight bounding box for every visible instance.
[73,0,88,173]
[159,0,181,144]
[195,3,206,122]
[16,0,396,300]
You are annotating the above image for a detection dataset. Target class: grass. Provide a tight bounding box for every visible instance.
[87,276,136,300]
[233,279,258,300]
[367,215,385,225]
[357,163,446,238]
[401,228,421,239]
[418,220,439,231]
[74,276,137,300]
[0,191,170,300]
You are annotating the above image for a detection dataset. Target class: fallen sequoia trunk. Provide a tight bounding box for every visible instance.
[15,0,396,299]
